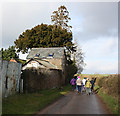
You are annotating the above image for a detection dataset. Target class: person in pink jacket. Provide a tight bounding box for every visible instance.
[70,77,76,91]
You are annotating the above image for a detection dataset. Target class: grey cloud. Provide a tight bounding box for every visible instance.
[2,2,55,48]
[70,2,118,42]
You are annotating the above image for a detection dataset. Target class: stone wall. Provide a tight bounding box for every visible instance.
[21,68,65,93]
[1,60,22,97]
[45,59,62,69]
[45,57,67,84]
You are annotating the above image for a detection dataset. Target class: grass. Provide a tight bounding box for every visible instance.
[94,85,119,114]
[2,84,71,115]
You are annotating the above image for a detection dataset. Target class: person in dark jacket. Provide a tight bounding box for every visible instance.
[75,76,78,92]
[90,78,95,93]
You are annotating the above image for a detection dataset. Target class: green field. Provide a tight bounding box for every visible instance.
[2,85,71,115]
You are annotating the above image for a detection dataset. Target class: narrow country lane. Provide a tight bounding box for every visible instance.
[34,91,111,115]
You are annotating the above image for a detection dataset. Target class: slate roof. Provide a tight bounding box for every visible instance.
[26,47,65,59]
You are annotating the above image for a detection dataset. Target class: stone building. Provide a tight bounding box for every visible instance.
[22,47,67,92]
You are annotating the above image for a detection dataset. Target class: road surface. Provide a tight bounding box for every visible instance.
[34,91,111,114]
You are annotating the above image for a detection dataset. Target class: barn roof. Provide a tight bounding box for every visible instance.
[26,47,65,59]
[22,59,58,70]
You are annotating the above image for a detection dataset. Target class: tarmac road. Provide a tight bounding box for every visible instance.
[35,91,111,114]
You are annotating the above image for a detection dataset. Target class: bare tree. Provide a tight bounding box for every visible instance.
[73,42,86,74]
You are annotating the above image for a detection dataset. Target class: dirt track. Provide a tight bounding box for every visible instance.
[35,91,111,114]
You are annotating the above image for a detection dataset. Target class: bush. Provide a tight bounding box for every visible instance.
[96,74,119,114]
[97,75,118,98]
[98,77,105,88]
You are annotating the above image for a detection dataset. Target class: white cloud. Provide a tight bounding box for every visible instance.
[81,36,118,59]
[101,37,118,55]
[82,60,118,74]
[80,36,118,74]
[0,3,2,48]
[1,0,119,2]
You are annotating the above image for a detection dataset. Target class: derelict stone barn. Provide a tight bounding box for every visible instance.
[22,47,67,93]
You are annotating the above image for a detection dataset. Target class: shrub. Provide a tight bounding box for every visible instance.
[97,75,118,98]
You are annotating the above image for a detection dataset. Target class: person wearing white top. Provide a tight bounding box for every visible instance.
[82,78,86,86]
[82,77,86,92]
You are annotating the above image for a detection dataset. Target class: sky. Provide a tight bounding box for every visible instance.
[0,0,118,74]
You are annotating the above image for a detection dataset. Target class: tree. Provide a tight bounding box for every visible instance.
[66,61,77,83]
[14,24,75,53]
[74,45,86,74]
[14,5,76,54]
[0,46,19,61]
[51,5,72,31]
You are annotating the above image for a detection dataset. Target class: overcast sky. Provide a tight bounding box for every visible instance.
[0,0,118,74]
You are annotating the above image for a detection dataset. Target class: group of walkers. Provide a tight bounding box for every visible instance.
[70,76,96,95]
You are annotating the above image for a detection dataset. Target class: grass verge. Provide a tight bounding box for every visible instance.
[94,85,118,114]
[2,84,71,115]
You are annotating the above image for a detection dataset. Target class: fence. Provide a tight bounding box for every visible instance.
[1,60,22,98]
